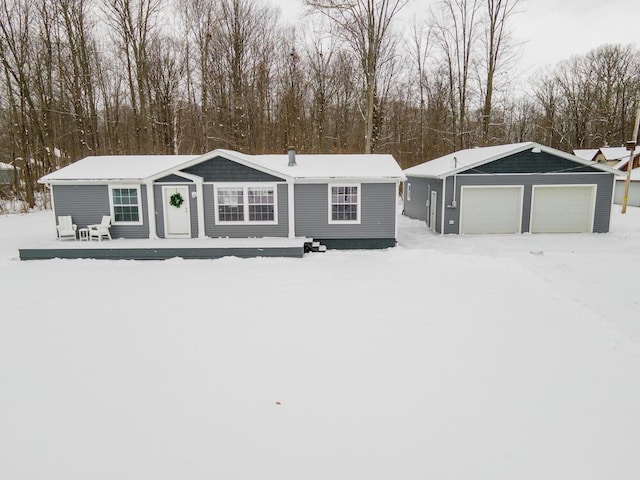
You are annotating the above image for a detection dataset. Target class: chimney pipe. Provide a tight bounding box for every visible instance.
[287,146,296,166]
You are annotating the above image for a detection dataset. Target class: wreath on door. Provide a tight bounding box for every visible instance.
[169,192,184,208]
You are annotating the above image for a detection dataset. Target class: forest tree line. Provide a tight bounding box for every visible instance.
[1,0,639,206]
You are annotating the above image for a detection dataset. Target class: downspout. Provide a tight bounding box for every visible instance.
[144,180,158,239]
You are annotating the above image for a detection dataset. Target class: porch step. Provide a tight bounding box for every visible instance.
[304,240,327,253]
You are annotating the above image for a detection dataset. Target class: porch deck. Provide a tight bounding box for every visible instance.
[19,236,311,260]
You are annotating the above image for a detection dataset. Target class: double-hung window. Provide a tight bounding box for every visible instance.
[329,184,360,224]
[215,185,277,224]
[109,185,142,225]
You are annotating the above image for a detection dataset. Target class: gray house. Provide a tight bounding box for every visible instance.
[39,149,405,249]
[403,142,620,234]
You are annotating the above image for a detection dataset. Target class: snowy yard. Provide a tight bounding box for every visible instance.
[1,208,640,479]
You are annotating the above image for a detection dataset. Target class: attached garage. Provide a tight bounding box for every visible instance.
[460,186,523,234]
[403,142,620,234]
[530,185,596,233]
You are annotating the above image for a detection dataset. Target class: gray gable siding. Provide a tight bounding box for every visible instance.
[156,174,193,183]
[53,184,149,238]
[294,183,396,239]
[460,150,600,174]
[404,176,444,233]
[202,183,288,237]
[154,184,199,238]
[441,173,614,234]
[182,156,284,182]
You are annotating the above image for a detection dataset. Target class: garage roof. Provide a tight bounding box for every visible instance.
[404,142,622,179]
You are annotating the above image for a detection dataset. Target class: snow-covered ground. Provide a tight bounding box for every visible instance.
[1,207,639,479]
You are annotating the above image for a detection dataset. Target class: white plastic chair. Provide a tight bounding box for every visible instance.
[56,216,77,240]
[88,215,112,241]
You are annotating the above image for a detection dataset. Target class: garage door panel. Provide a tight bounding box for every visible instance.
[460,186,523,234]
[531,185,595,233]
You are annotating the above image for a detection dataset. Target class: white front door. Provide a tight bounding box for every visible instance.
[429,190,438,230]
[163,186,191,238]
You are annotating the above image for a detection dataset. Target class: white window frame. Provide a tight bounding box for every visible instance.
[328,183,361,225]
[108,184,143,225]
[213,183,278,225]
[406,182,412,202]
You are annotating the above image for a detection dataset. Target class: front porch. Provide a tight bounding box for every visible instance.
[19,236,311,260]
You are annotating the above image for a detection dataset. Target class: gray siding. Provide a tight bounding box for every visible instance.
[403,176,444,233]
[156,174,193,183]
[441,173,614,234]
[183,156,284,182]
[154,184,198,238]
[295,183,397,239]
[459,149,600,174]
[52,184,149,238]
[203,183,289,237]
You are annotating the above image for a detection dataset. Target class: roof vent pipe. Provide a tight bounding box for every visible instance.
[287,146,297,166]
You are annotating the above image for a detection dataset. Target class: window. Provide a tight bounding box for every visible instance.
[109,186,142,225]
[215,184,277,224]
[217,187,244,222]
[248,187,275,221]
[407,182,412,202]
[329,184,360,224]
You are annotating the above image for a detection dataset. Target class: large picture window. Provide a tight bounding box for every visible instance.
[215,185,277,224]
[329,184,360,224]
[109,185,142,224]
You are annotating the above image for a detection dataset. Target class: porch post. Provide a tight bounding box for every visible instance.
[145,180,158,239]
[196,181,206,238]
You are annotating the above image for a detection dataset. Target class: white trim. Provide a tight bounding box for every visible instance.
[529,184,597,233]
[162,185,192,238]
[287,180,295,239]
[327,183,361,225]
[452,172,616,177]
[213,183,278,226]
[149,149,293,183]
[196,181,206,238]
[145,181,158,239]
[294,177,403,184]
[459,185,524,234]
[108,184,144,225]
[441,178,446,234]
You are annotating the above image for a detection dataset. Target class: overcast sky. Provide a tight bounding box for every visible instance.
[274,0,639,81]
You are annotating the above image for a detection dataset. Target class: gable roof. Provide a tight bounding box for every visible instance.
[39,155,200,182]
[573,149,598,161]
[596,146,638,161]
[404,142,621,179]
[39,149,405,184]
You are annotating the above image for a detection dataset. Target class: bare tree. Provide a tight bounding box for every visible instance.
[304,0,408,153]
[480,0,519,145]
[431,0,481,149]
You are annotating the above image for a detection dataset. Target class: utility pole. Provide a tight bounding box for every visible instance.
[621,107,640,214]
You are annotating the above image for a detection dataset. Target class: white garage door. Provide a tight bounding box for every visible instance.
[460,186,523,234]
[530,185,596,233]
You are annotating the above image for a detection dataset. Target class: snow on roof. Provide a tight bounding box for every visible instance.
[39,155,201,182]
[404,142,620,178]
[616,167,640,181]
[597,147,635,161]
[237,151,405,180]
[0,162,16,170]
[573,149,598,161]
[404,143,533,178]
[39,150,404,183]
